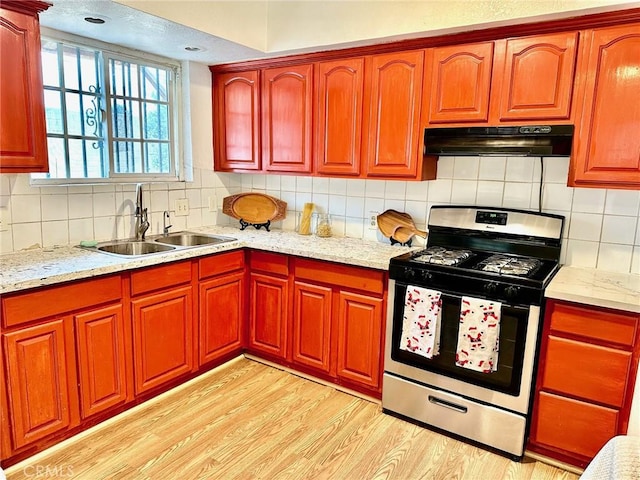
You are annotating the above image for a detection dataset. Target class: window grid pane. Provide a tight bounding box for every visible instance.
[39,39,177,182]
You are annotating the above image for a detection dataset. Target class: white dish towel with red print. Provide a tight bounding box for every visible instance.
[456,296,501,373]
[400,286,442,359]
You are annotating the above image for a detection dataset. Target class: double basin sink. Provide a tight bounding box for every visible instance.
[86,232,237,257]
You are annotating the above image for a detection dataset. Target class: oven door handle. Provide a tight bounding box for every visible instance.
[439,292,531,313]
[428,395,468,414]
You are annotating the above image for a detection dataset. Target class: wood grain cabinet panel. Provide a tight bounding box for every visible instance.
[131,287,194,395]
[529,299,640,468]
[495,32,578,120]
[75,304,128,419]
[3,320,70,448]
[0,2,49,173]
[336,291,383,389]
[199,271,245,365]
[364,51,425,178]
[570,23,640,188]
[213,70,261,171]
[542,335,631,407]
[249,272,289,360]
[315,58,364,176]
[262,64,314,173]
[292,281,333,373]
[534,392,619,459]
[426,42,494,124]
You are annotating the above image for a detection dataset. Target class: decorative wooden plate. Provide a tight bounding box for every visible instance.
[222,193,287,230]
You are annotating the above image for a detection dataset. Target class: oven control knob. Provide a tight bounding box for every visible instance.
[420,271,433,282]
[504,285,520,299]
[484,282,498,295]
[403,267,416,280]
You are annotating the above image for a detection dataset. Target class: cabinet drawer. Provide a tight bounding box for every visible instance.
[2,275,121,328]
[199,250,244,279]
[130,261,192,296]
[294,258,385,295]
[548,301,638,347]
[542,335,631,407]
[249,251,288,276]
[534,391,618,459]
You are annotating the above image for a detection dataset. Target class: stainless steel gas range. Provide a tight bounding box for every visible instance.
[382,206,564,459]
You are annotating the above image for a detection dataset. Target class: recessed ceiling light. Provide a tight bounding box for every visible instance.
[84,16,106,24]
[185,46,202,52]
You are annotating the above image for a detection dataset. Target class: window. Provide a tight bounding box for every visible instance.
[33,36,181,183]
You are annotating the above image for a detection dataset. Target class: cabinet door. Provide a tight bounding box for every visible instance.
[364,51,424,178]
[315,58,364,176]
[0,6,49,173]
[542,335,631,408]
[199,271,245,365]
[75,304,127,419]
[249,272,289,359]
[532,391,618,460]
[570,24,640,188]
[262,64,313,173]
[132,286,193,395]
[336,291,383,389]
[213,70,261,171]
[427,42,494,124]
[495,32,578,121]
[292,281,333,374]
[3,320,70,448]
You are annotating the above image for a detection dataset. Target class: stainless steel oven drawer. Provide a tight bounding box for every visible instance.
[382,373,526,456]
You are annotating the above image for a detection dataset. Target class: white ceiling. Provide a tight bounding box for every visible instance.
[40,0,640,66]
[39,0,270,64]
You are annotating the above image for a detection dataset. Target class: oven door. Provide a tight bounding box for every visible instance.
[389,281,531,396]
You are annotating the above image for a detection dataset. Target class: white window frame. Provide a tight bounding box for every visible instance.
[32,28,185,186]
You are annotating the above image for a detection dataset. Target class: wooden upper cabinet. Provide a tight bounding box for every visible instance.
[213,70,261,171]
[364,51,425,178]
[262,64,314,173]
[494,32,578,121]
[315,58,364,176]
[570,23,640,189]
[0,2,50,173]
[426,42,494,124]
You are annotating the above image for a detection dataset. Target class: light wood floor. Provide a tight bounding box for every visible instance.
[6,358,580,480]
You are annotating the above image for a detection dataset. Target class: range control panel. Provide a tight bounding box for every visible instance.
[476,211,508,226]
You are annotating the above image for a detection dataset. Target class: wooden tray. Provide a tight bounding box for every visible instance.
[222,193,287,224]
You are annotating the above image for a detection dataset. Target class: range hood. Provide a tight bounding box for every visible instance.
[424,125,574,156]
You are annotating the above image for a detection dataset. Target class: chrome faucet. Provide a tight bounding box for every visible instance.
[163,210,172,236]
[135,183,149,240]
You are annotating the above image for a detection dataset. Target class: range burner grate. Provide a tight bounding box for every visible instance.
[477,254,542,277]
[412,246,474,266]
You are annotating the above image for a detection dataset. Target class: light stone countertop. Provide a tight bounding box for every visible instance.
[0,225,416,295]
[545,266,640,313]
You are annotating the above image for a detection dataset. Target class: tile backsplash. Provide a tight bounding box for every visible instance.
[1,156,639,274]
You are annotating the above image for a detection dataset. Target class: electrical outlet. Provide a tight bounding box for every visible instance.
[368,211,380,230]
[175,198,189,216]
[208,196,217,212]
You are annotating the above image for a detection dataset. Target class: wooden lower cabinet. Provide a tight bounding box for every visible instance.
[249,272,290,360]
[291,258,387,395]
[199,271,245,365]
[336,291,383,389]
[131,286,194,395]
[529,299,640,467]
[74,304,128,419]
[3,320,72,449]
[292,281,333,374]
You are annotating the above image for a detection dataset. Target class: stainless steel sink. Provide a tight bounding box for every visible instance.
[83,232,237,257]
[153,232,235,247]
[97,241,176,256]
